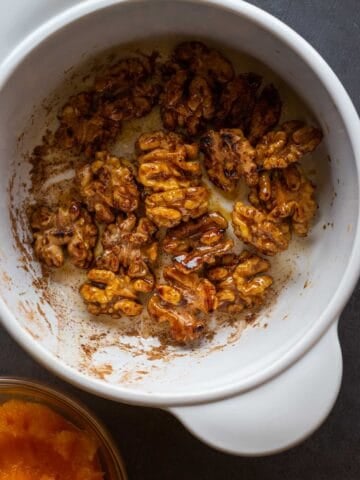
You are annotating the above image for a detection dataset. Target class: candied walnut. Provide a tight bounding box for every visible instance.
[208,251,273,313]
[145,186,209,228]
[256,121,323,170]
[30,201,98,269]
[76,151,140,223]
[94,55,156,93]
[232,201,290,255]
[55,92,120,156]
[173,41,234,84]
[136,130,209,227]
[55,55,160,156]
[215,73,262,129]
[200,129,258,190]
[148,265,217,342]
[248,84,282,145]
[99,81,160,123]
[160,70,215,135]
[249,164,317,236]
[137,130,201,191]
[96,214,157,292]
[80,269,142,317]
[163,212,234,272]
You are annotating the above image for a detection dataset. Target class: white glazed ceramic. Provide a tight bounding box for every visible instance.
[0,0,359,455]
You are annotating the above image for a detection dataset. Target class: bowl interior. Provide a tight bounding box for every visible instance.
[0,0,357,401]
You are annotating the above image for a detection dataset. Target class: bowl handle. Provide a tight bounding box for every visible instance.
[169,321,342,455]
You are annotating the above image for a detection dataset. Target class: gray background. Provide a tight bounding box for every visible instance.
[1,1,359,478]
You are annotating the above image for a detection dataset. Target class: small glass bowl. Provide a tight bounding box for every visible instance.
[0,377,127,480]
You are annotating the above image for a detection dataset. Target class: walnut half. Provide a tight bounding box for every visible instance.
[173,41,234,85]
[80,269,143,317]
[215,73,262,130]
[160,69,215,136]
[148,265,217,342]
[249,164,317,236]
[208,251,273,313]
[256,121,323,170]
[76,151,140,224]
[55,92,121,157]
[96,213,158,292]
[30,201,98,269]
[145,187,209,228]
[200,128,258,191]
[159,41,234,135]
[137,131,209,227]
[163,212,234,272]
[137,130,201,191]
[232,201,290,255]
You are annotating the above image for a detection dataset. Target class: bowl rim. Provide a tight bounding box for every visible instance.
[0,0,359,406]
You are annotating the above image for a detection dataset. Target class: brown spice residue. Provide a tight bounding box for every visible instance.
[88,363,113,380]
[1,271,12,287]
[36,302,52,333]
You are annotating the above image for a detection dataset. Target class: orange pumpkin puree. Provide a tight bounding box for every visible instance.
[0,400,104,480]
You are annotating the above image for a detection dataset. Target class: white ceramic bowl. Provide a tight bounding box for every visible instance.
[0,0,359,456]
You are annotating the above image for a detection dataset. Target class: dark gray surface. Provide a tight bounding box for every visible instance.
[1,1,360,479]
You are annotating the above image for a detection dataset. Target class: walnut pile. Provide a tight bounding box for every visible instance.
[232,201,291,255]
[28,40,324,344]
[163,212,234,272]
[30,201,98,269]
[76,151,140,223]
[136,130,209,227]
[148,265,217,342]
[96,213,158,292]
[80,269,143,316]
[160,41,234,135]
[207,252,273,313]
[256,121,323,170]
[200,128,258,191]
[249,164,317,236]
[55,55,160,156]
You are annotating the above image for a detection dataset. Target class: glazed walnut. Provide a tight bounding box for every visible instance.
[248,84,282,145]
[56,55,160,156]
[172,41,234,85]
[80,269,142,317]
[163,212,234,272]
[136,131,209,227]
[215,73,262,129]
[256,121,323,170]
[148,264,217,342]
[232,201,291,255]
[56,92,120,156]
[249,164,317,236]
[200,129,258,190]
[159,42,234,135]
[160,70,215,136]
[76,151,140,223]
[98,81,160,123]
[94,55,157,94]
[137,130,201,191]
[145,186,209,228]
[208,251,273,313]
[96,214,158,292]
[30,201,98,269]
